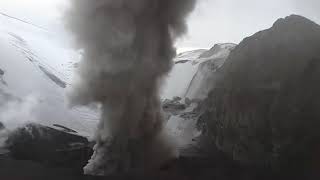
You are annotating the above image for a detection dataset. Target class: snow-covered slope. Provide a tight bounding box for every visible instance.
[162,43,236,100]
[161,49,206,99]
[185,43,236,100]
[0,15,97,136]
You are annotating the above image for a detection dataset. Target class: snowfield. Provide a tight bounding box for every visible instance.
[0,15,97,136]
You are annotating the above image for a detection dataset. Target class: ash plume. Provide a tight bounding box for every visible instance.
[66,0,196,175]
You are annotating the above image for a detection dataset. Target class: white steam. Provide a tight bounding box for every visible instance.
[0,95,39,130]
[0,95,39,148]
[66,0,196,175]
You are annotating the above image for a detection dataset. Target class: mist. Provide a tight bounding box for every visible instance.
[0,95,39,130]
[66,0,196,175]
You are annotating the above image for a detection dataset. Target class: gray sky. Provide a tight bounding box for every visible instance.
[0,0,319,51]
[179,0,320,50]
[0,0,67,32]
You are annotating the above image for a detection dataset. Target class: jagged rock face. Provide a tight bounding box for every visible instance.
[199,15,320,170]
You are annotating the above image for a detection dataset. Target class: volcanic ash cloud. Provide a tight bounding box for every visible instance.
[66,0,196,175]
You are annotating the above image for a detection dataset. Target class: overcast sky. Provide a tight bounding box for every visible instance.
[181,0,320,50]
[0,0,319,51]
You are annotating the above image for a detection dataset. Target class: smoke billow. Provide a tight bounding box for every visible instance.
[66,0,196,175]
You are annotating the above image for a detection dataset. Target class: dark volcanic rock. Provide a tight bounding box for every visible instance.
[199,15,320,176]
[5,123,93,173]
[39,66,67,88]
[162,97,186,115]
[0,122,4,130]
[53,124,78,133]
[175,60,190,64]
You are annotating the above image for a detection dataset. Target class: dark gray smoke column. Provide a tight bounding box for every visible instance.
[66,0,196,175]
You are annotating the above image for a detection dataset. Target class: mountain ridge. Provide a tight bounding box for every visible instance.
[198,14,320,174]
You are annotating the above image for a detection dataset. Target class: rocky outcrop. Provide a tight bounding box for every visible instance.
[162,97,187,116]
[5,123,93,173]
[198,15,320,174]
[39,66,67,88]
